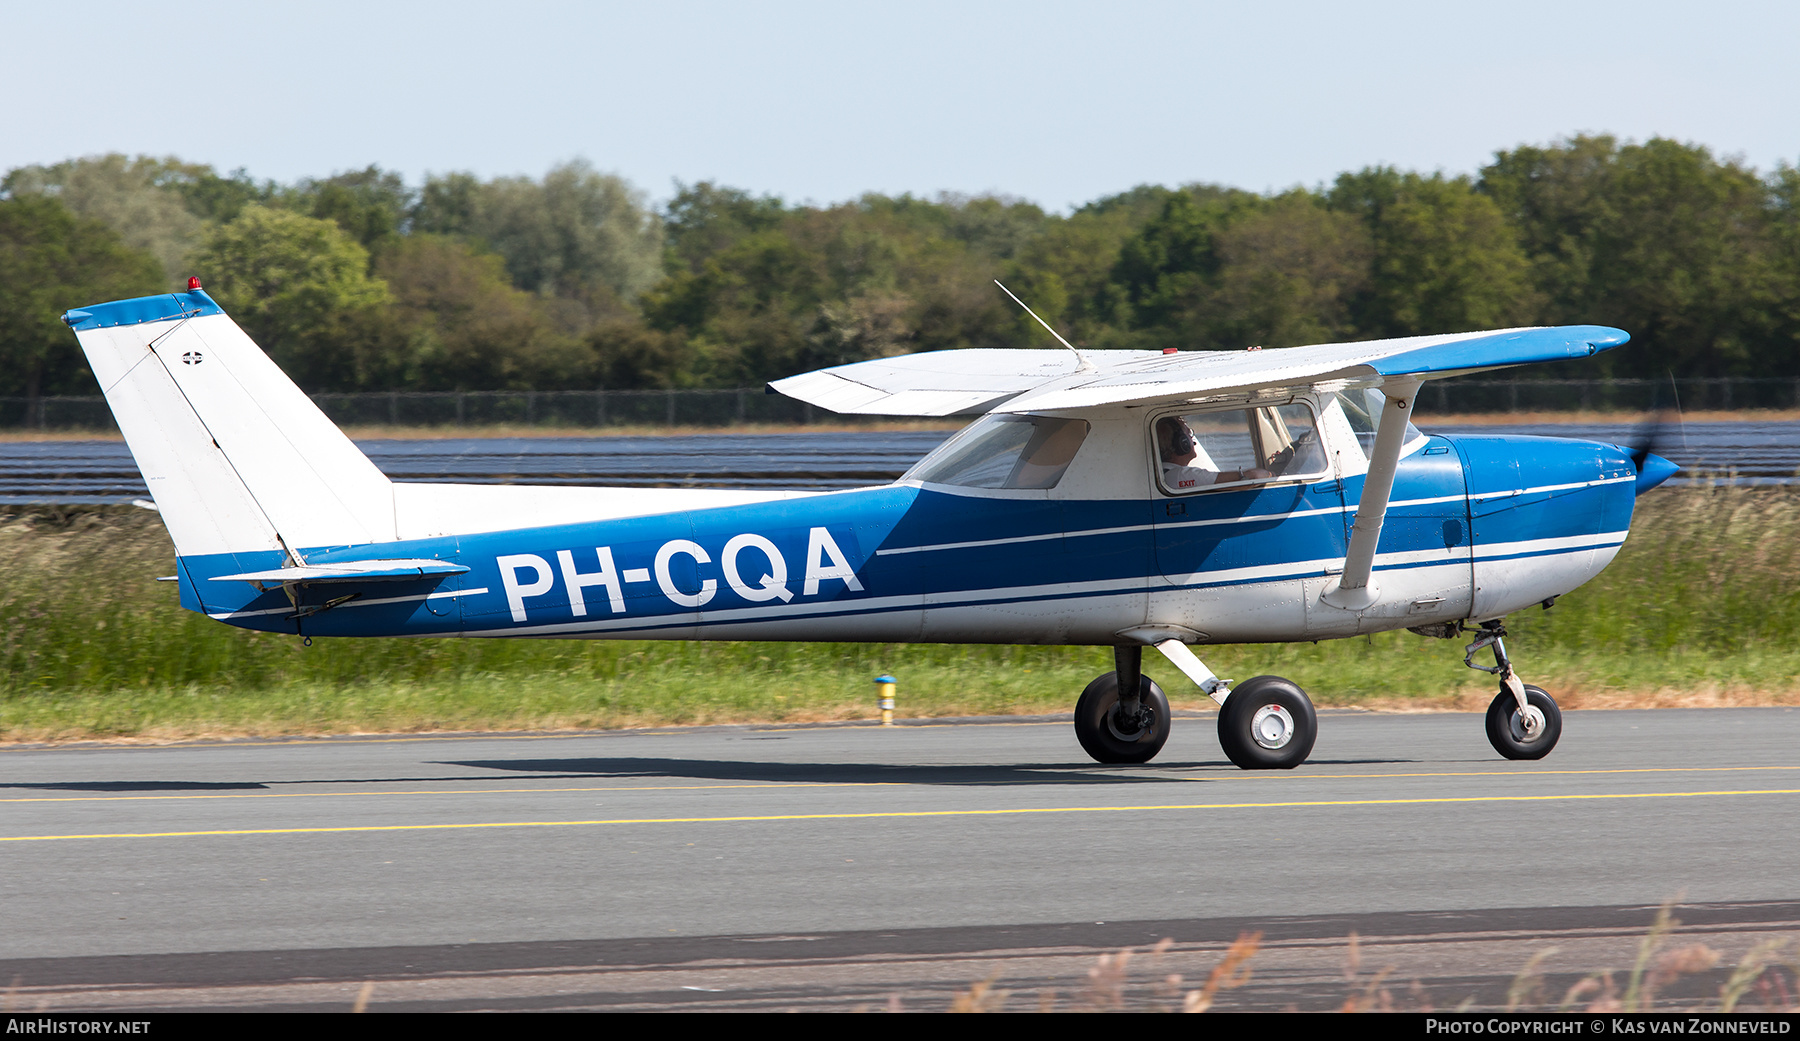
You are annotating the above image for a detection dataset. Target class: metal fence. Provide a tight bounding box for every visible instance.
[306,388,826,428]
[0,388,827,433]
[6,378,1800,432]
[1413,377,1800,414]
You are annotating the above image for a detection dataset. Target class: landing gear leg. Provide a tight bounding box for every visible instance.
[1115,644,1142,726]
[1073,645,1171,764]
[1124,636,1320,770]
[1465,621,1562,760]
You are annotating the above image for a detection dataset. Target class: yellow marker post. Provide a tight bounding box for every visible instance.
[874,675,896,726]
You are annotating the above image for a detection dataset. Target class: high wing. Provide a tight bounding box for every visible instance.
[768,326,1630,416]
[766,348,1114,416]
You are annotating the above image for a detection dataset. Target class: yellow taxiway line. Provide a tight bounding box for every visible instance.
[5,788,1799,842]
[4,764,1799,806]
[1216,765,1800,781]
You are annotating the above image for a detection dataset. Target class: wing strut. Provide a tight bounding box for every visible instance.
[1321,378,1419,611]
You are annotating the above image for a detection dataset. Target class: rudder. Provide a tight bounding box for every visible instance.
[65,289,396,569]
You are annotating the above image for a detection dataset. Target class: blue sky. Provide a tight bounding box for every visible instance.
[4,0,1795,210]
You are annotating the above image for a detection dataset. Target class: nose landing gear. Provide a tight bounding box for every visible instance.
[1465,621,1562,760]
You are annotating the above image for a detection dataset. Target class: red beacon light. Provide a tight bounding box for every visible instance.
[1162,347,1178,355]
[187,276,202,291]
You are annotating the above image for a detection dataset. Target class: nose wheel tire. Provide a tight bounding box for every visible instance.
[1485,684,1562,760]
[1217,675,1317,769]
[1074,672,1172,764]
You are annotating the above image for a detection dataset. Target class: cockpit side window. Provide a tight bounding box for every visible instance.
[905,414,1091,489]
[1154,402,1330,494]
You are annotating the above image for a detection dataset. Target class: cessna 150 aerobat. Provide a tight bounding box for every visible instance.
[63,280,1676,769]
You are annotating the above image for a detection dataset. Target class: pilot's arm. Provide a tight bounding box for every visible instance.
[1163,463,1224,490]
[1156,416,1271,489]
[1162,462,1274,490]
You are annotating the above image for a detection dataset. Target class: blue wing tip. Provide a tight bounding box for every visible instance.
[1373,324,1632,376]
[1575,325,1631,351]
[63,290,222,331]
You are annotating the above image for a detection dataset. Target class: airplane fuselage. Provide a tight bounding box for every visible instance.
[175,425,1640,647]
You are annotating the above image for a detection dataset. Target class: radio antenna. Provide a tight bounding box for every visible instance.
[995,280,1096,373]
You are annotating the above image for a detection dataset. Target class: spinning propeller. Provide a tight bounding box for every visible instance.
[1620,377,1683,495]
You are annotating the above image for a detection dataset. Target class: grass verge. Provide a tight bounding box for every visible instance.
[3,482,1798,743]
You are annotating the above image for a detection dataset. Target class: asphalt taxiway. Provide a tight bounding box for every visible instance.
[3,707,1796,1011]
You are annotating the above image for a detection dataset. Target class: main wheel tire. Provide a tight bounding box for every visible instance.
[1217,675,1317,769]
[1485,684,1562,760]
[1074,671,1172,764]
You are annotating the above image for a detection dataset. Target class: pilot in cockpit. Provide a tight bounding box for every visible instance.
[1156,415,1272,490]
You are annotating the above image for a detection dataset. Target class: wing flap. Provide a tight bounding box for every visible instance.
[768,348,1160,416]
[768,371,1015,415]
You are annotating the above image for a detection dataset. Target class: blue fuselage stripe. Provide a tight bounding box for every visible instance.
[179,434,1640,640]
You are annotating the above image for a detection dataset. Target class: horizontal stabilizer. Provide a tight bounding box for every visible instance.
[210,559,470,584]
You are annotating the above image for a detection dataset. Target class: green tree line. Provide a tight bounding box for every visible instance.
[3,135,1797,400]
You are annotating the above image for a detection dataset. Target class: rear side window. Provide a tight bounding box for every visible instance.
[1154,403,1329,494]
[905,415,1090,489]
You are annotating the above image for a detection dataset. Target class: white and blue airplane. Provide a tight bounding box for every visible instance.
[64,280,1677,769]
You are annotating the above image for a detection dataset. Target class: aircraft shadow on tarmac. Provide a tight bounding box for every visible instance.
[0,750,1416,794]
[0,780,269,792]
[0,756,1418,793]
[439,756,1416,786]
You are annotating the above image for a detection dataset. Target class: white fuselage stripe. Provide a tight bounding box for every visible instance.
[1157,530,1625,586]
[465,530,1627,638]
[874,475,1633,559]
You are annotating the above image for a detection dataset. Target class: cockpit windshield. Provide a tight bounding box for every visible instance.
[1331,387,1425,456]
[904,414,1090,490]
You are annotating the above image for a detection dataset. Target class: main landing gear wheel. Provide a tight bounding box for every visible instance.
[1074,672,1172,764]
[1485,684,1562,760]
[1217,675,1317,770]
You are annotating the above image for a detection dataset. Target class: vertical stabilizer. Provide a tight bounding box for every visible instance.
[65,290,396,559]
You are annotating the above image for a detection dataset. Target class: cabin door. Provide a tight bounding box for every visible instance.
[1150,403,1347,640]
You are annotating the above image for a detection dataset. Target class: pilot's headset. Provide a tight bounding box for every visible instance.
[1156,417,1197,461]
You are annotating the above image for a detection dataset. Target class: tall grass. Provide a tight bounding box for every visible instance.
[3,483,1796,740]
